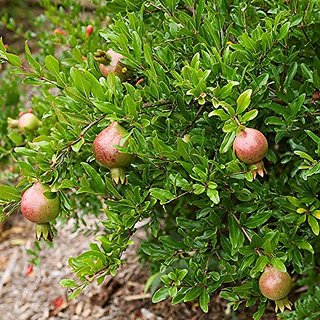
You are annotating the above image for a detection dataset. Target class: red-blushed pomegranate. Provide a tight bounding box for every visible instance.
[21,182,60,241]
[53,28,66,36]
[21,182,60,223]
[312,89,320,102]
[18,113,41,132]
[94,49,130,81]
[86,24,94,36]
[93,122,134,184]
[259,265,292,312]
[259,265,292,300]
[233,128,268,164]
[25,264,34,276]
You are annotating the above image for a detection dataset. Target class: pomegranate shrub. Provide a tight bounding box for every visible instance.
[0,0,320,318]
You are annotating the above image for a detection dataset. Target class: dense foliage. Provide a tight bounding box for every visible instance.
[1,0,320,318]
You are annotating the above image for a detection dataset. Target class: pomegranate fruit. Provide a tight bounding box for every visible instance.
[25,264,34,276]
[8,112,41,132]
[94,49,130,81]
[312,89,320,102]
[53,28,66,36]
[21,182,60,240]
[233,128,268,164]
[86,24,94,36]
[93,122,134,184]
[259,265,292,312]
[18,113,41,132]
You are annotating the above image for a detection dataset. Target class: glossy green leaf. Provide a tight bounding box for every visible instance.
[308,215,319,236]
[152,287,169,303]
[220,131,236,154]
[0,185,20,201]
[240,109,258,123]
[244,211,272,229]
[199,290,210,313]
[81,162,106,194]
[183,287,202,302]
[271,257,286,272]
[236,89,252,114]
[278,22,290,40]
[150,188,174,204]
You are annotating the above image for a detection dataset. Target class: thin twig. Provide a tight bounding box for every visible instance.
[233,115,242,126]
[272,98,288,106]
[80,114,107,137]
[143,100,172,109]
[231,212,262,256]
[162,191,190,205]
[180,102,208,137]
[50,114,107,170]
[124,293,151,301]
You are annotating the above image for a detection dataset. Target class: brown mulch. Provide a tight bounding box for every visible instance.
[0,213,279,320]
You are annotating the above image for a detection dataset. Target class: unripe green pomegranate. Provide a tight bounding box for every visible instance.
[21,182,60,240]
[18,113,41,132]
[93,122,134,184]
[233,128,268,164]
[94,49,130,81]
[259,265,292,312]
